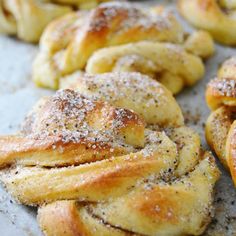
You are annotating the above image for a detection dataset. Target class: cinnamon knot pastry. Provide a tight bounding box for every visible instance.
[206,57,236,186]
[0,0,111,43]
[178,0,236,46]
[33,1,215,93]
[0,73,220,235]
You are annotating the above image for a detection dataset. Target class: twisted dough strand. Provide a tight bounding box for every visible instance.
[85,41,205,94]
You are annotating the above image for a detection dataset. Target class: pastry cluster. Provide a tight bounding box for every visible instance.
[206,57,236,186]
[0,73,220,235]
[33,2,215,94]
[0,0,111,42]
[2,0,236,235]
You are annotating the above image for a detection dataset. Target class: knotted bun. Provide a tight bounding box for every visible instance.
[0,72,220,235]
[33,2,214,93]
[206,57,236,186]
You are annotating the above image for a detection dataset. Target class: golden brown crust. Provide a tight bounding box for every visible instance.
[206,57,236,186]
[178,0,236,45]
[0,135,131,168]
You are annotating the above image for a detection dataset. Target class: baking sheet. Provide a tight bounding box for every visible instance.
[0,1,235,235]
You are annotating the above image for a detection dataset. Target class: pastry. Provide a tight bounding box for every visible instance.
[178,0,236,46]
[0,72,220,235]
[206,57,236,186]
[33,1,215,93]
[0,0,111,43]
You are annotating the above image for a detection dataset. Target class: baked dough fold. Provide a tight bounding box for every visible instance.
[178,0,236,45]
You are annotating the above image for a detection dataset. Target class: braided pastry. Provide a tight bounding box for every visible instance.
[178,0,236,46]
[0,0,111,43]
[206,57,236,186]
[33,1,215,93]
[0,73,220,235]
